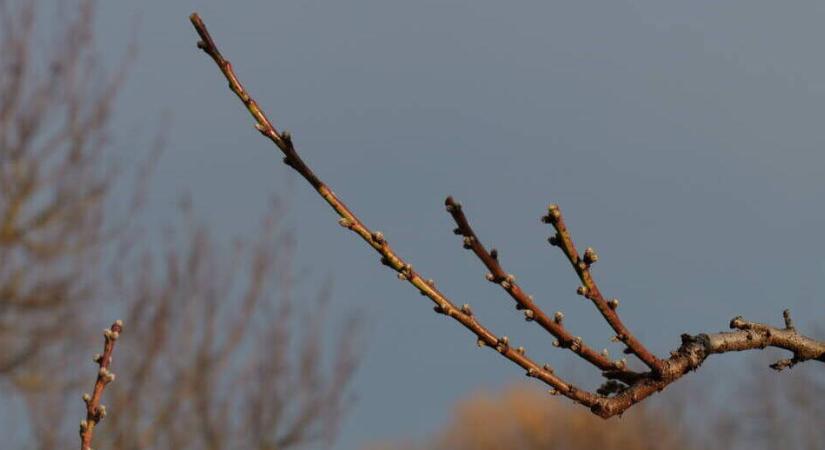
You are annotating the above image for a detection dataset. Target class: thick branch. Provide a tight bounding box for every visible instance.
[79,320,122,450]
[590,312,825,417]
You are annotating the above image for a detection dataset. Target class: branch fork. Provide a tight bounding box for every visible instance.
[189,13,825,418]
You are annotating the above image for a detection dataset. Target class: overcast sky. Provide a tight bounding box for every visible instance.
[96,1,825,448]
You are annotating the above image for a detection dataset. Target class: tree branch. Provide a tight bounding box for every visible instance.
[543,204,664,374]
[189,12,825,419]
[79,320,122,450]
[190,11,601,409]
[445,196,636,382]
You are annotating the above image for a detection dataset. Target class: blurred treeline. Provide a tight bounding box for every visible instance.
[365,365,825,450]
[0,1,359,449]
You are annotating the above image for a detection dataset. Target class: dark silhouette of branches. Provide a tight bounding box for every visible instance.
[189,12,825,419]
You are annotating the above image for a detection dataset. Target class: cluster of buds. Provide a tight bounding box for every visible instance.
[460,303,473,316]
[570,336,583,352]
[103,327,120,342]
[500,274,516,290]
[496,336,510,353]
[98,367,116,384]
[462,236,475,249]
[397,263,413,281]
[541,204,562,224]
[554,311,565,324]
[582,247,599,266]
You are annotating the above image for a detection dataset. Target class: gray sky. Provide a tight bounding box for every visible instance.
[97,1,825,448]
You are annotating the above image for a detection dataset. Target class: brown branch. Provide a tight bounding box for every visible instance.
[190,11,600,409]
[542,204,664,374]
[189,13,825,418]
[79,319,123,450]
[588,311,825,417]
[445,196,636,382]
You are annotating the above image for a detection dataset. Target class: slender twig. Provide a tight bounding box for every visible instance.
[445,196,636,382]
[189,13,825,418]
[189,11,599,408]
[543,204,664,375]
[79,320,122,450]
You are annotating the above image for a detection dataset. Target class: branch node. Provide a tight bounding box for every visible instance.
[583,247,599,265]
[462,236,474,249]
[783,309,795,331]
[496,336,509,353]
[460,304,473,316]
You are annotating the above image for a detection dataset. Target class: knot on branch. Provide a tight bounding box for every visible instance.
[597,379,629,396]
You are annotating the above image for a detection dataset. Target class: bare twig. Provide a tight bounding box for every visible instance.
[79,320,122,450]
[543,204,663,374]
[445,196,636,382]
[190,10,598,408]
[189,13,825,418]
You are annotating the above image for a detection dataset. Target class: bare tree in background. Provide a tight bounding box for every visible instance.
[190,11,824,420]
[364,384,701,450]
[0,2,361,449]
[0,0,120,377]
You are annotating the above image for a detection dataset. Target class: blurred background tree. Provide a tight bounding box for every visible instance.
[0,1,360,449]
[363,384,700,450]
[364,373,825,450]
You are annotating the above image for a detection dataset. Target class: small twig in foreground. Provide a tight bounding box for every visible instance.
[79,320,122,450]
